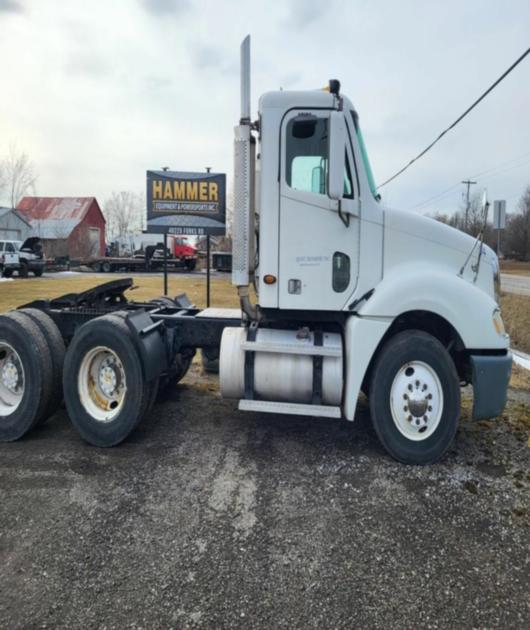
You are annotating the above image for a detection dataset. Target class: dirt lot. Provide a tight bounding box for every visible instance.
[0,363,528,629]
[501,293,530,354]
[0,274,528,628]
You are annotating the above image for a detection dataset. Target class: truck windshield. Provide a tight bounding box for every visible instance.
[351,111,380,201]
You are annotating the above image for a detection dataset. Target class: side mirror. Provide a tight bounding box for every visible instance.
[327,111,346,200]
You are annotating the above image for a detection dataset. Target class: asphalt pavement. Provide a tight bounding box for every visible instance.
[501,273,530,296]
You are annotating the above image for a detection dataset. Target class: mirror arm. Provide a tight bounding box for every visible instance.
[337,201,350,227]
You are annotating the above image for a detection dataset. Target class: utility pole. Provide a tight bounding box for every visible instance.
[462,180,477,231]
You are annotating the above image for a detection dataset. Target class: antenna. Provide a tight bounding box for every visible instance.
[240,35,251,123]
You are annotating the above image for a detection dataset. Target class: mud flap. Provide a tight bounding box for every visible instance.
[125,310,168,382]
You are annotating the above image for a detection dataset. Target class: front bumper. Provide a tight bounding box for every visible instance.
[470,352,512,420]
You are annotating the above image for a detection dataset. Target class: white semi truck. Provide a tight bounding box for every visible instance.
[0,37,511,463]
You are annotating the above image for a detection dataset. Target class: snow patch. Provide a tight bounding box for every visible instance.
[512,349,530,371]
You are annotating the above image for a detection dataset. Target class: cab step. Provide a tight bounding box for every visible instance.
[238,399,341,418]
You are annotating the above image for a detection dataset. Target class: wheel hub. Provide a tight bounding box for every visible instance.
[390,361,443,441]
[0,342,25,416]
[78,346,127,423]
[98,362,119,397]
[2,360,20,392]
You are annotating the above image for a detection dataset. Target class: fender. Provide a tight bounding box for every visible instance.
[342,264,509,422]
[357,264,508,350]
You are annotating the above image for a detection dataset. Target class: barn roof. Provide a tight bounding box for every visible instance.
[16,197,105,239]
[0,206,32,227]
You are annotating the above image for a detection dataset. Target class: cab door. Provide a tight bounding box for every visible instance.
[278,109,360,310]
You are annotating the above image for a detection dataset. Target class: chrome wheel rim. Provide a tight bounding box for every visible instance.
[78,346,126,422]
[390,360,443,441]
[0,342,25,417]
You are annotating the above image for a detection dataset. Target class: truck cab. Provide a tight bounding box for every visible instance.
[225,36,512,463]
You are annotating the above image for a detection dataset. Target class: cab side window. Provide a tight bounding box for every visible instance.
[286,114,354,198]
[286,116,328,195]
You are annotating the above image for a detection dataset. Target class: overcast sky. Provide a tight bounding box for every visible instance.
[1,0,529,216]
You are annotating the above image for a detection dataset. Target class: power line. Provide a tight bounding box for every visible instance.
[377,46,530,189]
[409,150,530,211]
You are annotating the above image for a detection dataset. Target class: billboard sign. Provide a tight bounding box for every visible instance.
[146,170,226,236]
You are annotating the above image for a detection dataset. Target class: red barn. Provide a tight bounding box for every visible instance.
[16,197,106,259]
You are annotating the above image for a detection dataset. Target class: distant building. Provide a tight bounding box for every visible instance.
[16,197,106,259]
[0,207,32,242]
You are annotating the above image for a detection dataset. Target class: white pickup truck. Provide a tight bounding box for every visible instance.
[0,240,20,278]
[0,237,45,278]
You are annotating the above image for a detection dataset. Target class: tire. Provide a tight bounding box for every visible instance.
[369,330,460,465]
[64,315,145,446]
[102,261,112,273]
[33,269,43,277]
[185,259,197,271]
[201,346,219,374]
[92,261,102,272]
[108,311,160,421]
[63,314,158,446]
[19,262,29,278]
[0,311,53,441]
[2,268,13,278]
[19,308,65,422]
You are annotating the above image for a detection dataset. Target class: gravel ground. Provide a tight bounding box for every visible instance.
[0,366,528,630]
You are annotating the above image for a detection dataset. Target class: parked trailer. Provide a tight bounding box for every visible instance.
[0,37,512,463]
[88,255,196,273]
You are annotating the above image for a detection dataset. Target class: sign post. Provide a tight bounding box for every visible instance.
[145,170,226,302]
[493,200,506,256]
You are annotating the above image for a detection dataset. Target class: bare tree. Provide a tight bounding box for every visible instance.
[2,144,37,208]
[104,191,145,240]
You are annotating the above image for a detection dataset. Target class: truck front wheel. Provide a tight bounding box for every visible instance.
[369,330,460,465]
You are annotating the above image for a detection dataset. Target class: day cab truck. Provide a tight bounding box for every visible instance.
[0,37,511,464]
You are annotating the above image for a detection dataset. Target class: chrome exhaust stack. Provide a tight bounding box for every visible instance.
[232,35,258,320]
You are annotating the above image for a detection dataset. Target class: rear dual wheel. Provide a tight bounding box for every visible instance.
[0,311,55,441]
[63,314,159,447]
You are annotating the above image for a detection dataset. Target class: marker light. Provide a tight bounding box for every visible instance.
[492,309,506,336]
